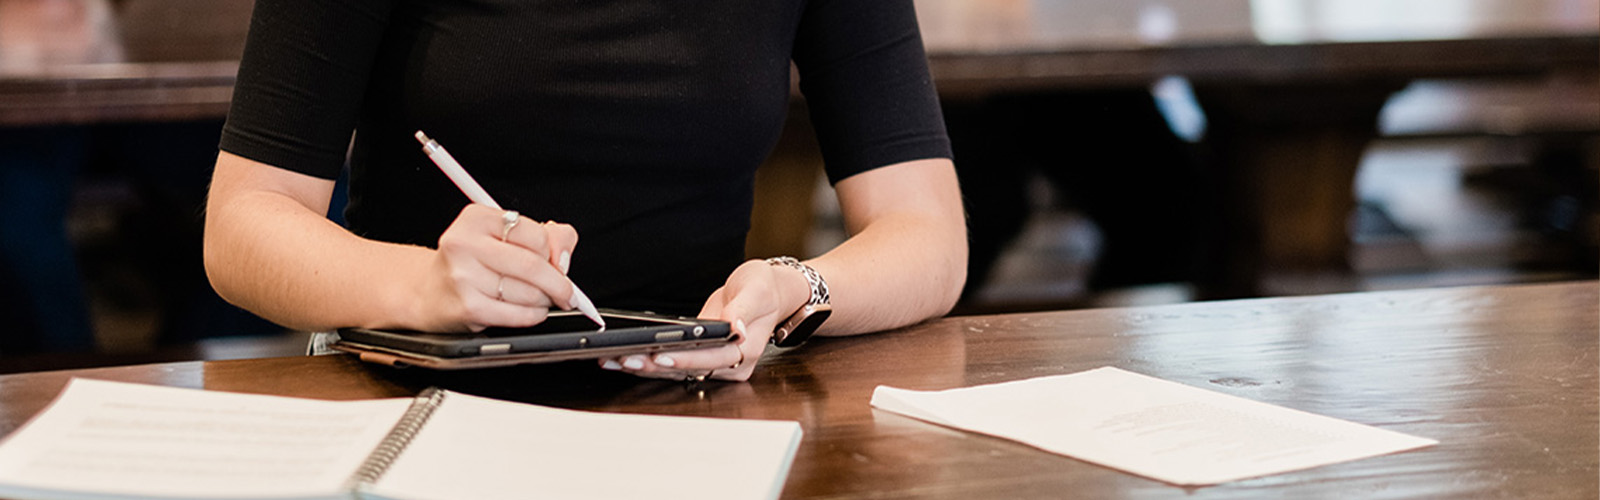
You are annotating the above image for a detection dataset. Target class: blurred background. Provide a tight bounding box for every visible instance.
[1,0,1596,372]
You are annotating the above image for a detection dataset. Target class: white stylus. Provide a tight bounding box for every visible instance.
[415,131,606,329]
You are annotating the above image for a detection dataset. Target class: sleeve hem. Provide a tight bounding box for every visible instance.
[823,136,953,185]
[219,128,347,181]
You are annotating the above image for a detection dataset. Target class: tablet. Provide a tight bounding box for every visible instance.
[332,309,733,370]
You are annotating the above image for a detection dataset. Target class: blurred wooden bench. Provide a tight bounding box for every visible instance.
[1372,73,1600,271]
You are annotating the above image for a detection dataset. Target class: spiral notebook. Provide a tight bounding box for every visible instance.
[0,379,802,500]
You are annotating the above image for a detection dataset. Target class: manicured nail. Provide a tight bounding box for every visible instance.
[734,319,746,335]
[601,359,623,371]
[623,356,645,370]
[558,251,572,275]
[654,355,676,367]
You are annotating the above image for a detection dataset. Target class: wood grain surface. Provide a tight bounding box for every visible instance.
[0,281,1593,498]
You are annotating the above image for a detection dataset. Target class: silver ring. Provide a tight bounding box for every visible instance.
[500,210,520,242]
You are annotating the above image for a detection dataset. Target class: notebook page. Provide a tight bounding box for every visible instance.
[366,392,802,500]
[0,379,412,499]
[872,367,1437,486]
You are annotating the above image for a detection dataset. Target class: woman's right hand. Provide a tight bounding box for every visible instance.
[415,204,580,333]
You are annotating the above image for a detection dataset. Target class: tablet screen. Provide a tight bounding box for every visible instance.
[473,314,670,338]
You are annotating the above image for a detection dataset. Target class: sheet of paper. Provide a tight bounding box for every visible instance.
[367,391,803,500]
[0,378,412,499]
[871,367,1437,486]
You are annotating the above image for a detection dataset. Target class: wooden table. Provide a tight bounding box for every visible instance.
[4,0,1597,293]
[1,281,1593,498]
[919,0,1599,93]
[0,0,249,125]
[6,0,1593,123]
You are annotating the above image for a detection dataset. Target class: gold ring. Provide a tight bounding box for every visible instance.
[729,346,745,370]
[500,210,520,242]
[497,276,506,301]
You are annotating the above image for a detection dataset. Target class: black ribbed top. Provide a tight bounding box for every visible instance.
[220,0,951,314]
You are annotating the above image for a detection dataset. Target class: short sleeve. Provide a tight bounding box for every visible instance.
[791,0,952,184]
[218,0,393,179]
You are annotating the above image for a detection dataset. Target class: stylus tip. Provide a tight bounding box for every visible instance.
[570,285,605,330]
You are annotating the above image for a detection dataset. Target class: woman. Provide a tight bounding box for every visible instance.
[204,0,965,381]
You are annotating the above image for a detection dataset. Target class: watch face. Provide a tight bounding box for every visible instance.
[774,304,831,348]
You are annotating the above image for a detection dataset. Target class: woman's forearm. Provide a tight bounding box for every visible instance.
[808,158,967,336]
[203,153,435,332]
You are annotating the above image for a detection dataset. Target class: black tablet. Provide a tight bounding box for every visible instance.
[333,309,733,370]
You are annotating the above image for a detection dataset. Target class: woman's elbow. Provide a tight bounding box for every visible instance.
[925,227,969,320]
[201,222,240,307]
[200,200,251,310]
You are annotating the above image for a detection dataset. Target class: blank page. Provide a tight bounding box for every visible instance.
[367,392,801,500]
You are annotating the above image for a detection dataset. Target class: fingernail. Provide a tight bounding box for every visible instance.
[623,356,645,370]
[654,355,676,367]
[734,319,746,335]
[558,251,572,275]
[601,359,623,371]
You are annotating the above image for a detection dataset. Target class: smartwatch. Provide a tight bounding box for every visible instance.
[765,256,830,348]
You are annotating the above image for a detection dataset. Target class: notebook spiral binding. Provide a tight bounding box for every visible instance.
[347,387,447,487]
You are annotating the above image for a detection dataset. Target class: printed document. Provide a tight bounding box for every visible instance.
[871,367,1436,485]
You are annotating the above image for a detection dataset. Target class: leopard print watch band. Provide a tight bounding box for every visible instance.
[764,256,830,307]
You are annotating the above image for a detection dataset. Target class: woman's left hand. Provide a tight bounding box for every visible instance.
[597,259,809,382]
